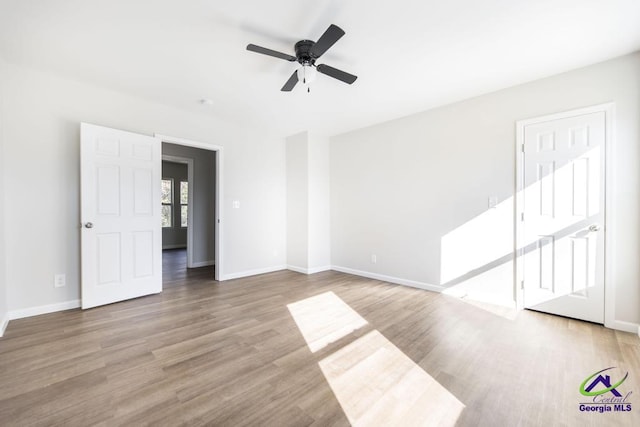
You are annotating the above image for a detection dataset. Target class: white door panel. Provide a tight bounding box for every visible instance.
[522,111,605,323]
[81,123,162,309]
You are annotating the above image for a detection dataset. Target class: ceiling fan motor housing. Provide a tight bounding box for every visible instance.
[294,40,316,65]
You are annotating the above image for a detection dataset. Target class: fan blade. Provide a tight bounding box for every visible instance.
[316,64,357,84]
[310,24,345,58]
[246,44,296,62]
[281,70,299,91]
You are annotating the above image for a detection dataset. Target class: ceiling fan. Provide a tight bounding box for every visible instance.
[246,24,357,92]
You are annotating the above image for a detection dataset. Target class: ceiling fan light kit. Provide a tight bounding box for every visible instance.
[297,64,317,85]
[246,24,357,92]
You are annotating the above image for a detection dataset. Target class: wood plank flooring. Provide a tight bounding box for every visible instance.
[1,249,639,426]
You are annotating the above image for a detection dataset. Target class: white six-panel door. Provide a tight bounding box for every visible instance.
[521,110,606,323]
[81,123,162,309]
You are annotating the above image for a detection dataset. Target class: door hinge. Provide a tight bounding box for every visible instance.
[520,280,525,290]
[520,212,525,221]
[521,144,525,153]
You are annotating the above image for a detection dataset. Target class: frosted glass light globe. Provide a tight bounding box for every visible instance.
[297,65,317,84]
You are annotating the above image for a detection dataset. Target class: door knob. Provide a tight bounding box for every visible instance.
[588,224,600,232]
[85,222,94,229]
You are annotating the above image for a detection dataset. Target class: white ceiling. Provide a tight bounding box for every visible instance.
[1,0,639,137]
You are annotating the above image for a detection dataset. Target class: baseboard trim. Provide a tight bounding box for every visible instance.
[0,313,9,337]
[287,265,332,275]
[162,245,187,250]
[190,260,215,268]
[287,265,307,274]
[221,265,287,281]
[309,265,331,274]
[8,300,81,321]
[331,266,444,293]
[605,319,640,334]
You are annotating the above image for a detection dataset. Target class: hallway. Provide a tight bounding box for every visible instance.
[162,249,215,288]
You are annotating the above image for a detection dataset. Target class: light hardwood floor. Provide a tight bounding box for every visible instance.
[1,250,639,426]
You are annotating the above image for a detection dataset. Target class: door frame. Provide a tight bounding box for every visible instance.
[161,155,195,266]
[514,103,615,327]
[156,134,223,281]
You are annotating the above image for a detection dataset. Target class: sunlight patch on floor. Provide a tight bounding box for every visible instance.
[288,292,464,425]
[319,330,465,426]
[287,291,368,353]
[454,296,518,320]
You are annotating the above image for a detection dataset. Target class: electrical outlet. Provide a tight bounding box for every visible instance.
[371,254,377,264]
[54,274,66,288]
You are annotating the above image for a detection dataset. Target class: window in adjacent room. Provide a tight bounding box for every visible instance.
[161,178,173,227]
[180,181,188,227]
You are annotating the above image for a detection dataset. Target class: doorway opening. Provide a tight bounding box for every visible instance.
[157,134,223,284]
[161,158,189,252]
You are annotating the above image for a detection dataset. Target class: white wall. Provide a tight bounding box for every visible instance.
[0,55,8,335]
[286,132,309,270]
[286,132,331,273]
[307,134,331,270]
[2,62,286,313]
[331,53,640,328]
